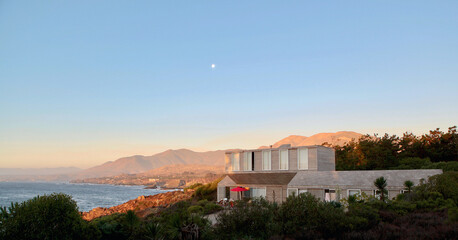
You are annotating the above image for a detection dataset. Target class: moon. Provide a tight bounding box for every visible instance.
[211,64,216,69]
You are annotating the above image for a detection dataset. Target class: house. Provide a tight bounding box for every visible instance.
[217,144,442,203]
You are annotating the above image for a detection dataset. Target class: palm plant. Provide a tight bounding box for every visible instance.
[404,180,414,193]
[374,176,388,201]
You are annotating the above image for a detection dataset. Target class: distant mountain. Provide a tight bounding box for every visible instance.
[71,131,363,179]
[259,131,362,149]
[76,149,226,178]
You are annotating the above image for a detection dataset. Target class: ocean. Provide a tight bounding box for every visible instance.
[0,182,171,212]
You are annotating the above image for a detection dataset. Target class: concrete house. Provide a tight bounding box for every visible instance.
[217,144,442,203]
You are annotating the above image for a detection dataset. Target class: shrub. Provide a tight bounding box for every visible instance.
[214,198,279,239]
[187,205,204,214]
[277,193,348,238]
[0,193,100,240]
[202,202,223,215]
[414,172,458,205]
[193,179,221,201]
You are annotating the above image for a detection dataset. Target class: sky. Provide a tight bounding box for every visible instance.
[1,1,457,168]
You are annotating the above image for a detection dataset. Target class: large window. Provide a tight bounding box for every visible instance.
[251,188,266,198]
[231,153,240,171]
[279,149,288,170]
[298,189,308,195]
[262,150,271,170]
[298,148,309,170]
[348,189,361,197]
[243,152,252,171]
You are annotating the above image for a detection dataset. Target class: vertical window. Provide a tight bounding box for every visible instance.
[244,151,252,171]
[232,153,240,171]
[262,150,271,170]
[324,189,336,202]
[279,149,288,170]
[298,148,309,170]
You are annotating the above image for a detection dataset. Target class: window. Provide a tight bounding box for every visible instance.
[298,148,309,170]
[400,189,409,194]
[279,149,289,170]
[298,189,308,195]
[348,189,361,197]
[251,188,266,198]
[262,150,271,170]
[324,189,336,202]
[231,153,240,171]
[287,188,298,197]
[243,152,252,171]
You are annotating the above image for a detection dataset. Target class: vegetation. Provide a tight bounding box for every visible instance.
[374,176,388,201]
[3,171,457,239]
[331,126,458,171]
[0,193,100,240]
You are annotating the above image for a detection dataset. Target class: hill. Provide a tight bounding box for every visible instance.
[76,149,226,178]
[259,131,362,149]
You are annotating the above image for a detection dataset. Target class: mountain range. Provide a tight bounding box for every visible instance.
[1,131,363,180]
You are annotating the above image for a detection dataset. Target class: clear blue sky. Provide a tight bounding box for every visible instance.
[1,1,457,168]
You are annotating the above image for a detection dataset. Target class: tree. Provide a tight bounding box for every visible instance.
[374,177,388,201]
[404,180,414,193]
[0,193,100,240]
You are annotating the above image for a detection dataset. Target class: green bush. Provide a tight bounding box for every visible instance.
[187,205,204,214]
[203,202,223,215]
[414,172,458,205]
[276,193,348,238]
[92,213,128,240]
[0,193,100,240]
[214,198,279,239]
[193,179,221,201]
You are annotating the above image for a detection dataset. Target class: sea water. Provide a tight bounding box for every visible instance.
[0,182,170,212]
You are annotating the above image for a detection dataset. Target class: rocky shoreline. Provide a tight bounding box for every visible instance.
[82,190,194,221]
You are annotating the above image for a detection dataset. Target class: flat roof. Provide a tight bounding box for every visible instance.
[288,169,442,189]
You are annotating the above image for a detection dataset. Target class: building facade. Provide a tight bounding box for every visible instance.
[217,144,442,203]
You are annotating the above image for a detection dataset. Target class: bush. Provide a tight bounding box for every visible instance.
[92,213,128,240]
[193,179,221,201]
[214,198,279,239]
[187,205,204,214]
[203,202,223,215]
[414,172,458,205]
[277,193,348,238]
[0,193,100,240]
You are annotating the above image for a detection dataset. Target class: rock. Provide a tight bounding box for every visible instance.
[82,190,194,221]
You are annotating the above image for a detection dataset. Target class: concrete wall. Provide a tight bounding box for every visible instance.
[308,148,318,170]
[271,150,279,170]
[266,186,284,203]
[254,151,262,171]
[289,149,298,171]
[317,147,335,171]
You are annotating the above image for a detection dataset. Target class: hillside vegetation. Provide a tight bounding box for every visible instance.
[330,126,458,171]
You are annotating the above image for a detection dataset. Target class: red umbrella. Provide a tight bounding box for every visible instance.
[231,186,249,200]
